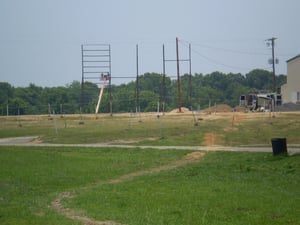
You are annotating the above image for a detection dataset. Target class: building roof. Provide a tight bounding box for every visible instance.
[287,54,300,63]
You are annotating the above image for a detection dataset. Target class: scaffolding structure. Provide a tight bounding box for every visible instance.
[81,44,112,115]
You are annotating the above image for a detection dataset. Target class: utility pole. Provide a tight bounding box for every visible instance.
[267,37,277,93]
[188,43,192,107]
[176,37,182,113]
[135,44,140,114]
[163,38,191,113]
[108,45,112,116]
[162,44,166,114]
[80,44,84,112]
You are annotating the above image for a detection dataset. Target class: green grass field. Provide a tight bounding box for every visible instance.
[0,112,300,224]
[0,112,300,146]
[1,146,299,225]
[0,146,187,225]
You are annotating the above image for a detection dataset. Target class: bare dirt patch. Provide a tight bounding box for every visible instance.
[107,137,159,145]
[203,132,226,146]
[185,151,205,160]
[203,133,218,146]
[0,136,39,145]
[51,152,205,225]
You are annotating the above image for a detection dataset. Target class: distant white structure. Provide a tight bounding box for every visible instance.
[281,55,300,104]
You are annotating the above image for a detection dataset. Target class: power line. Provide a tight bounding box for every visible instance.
[179,40,272,72]
[190,43,269,56]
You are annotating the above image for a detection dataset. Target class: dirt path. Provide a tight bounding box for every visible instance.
[1,136,300,155]
[51,152,205,225]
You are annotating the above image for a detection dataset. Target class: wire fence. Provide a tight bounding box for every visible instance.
[0,103,81,116]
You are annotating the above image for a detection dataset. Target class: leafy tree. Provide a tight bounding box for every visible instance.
[81,82,99,113]
[1,69,287,114]
[276,74,287,93]
[245,69,273,90]
[115,90,135,113]
[9,97,27,115]
[139,91,159,112]
[203,71,228,91]
[139,73,163,94]
[0,82,13,105]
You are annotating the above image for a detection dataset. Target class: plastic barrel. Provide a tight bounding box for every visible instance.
[271,138,287,156]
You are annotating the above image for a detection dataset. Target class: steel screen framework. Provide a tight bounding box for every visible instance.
[80,44,112,115]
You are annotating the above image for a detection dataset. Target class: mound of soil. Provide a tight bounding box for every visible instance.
[203,104,233,113]
[234,105,248,112]
[169,107,190,113]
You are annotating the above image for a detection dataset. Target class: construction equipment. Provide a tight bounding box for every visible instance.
[95,74,110,114]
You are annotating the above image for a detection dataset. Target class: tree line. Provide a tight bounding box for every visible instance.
[0,69,286,115]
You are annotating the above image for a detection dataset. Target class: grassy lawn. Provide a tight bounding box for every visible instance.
[0,112,300,146]
[1,146,299,225]
[0,112,299,224]
[0,146,186,225]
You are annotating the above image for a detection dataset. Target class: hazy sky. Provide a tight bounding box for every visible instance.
[0,0,299,87]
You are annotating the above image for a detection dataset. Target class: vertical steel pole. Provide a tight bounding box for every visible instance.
[80,44,84,112]
[176,37,182,113]
[162,44,166,114]
[188,43,192,107]
[109,44,113,116]
[135,44,139,113]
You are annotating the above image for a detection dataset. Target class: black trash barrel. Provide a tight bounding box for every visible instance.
[271,138,287,155]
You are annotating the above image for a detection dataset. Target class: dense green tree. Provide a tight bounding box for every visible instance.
[1,69,287,115]
[203,71,228,91]
[245,69,273,90]
[8,97,28,115]
[111,85,135,113]
[139,73,163,94]
[81,82,99,113]
[0,82,14,105]
[139,91,159,112]
[276,74,287,93]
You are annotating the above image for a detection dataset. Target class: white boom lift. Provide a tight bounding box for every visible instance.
[95,74,109,114]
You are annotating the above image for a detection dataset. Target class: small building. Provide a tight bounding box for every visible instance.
[239,91,280,112]
[281,55,300,104]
